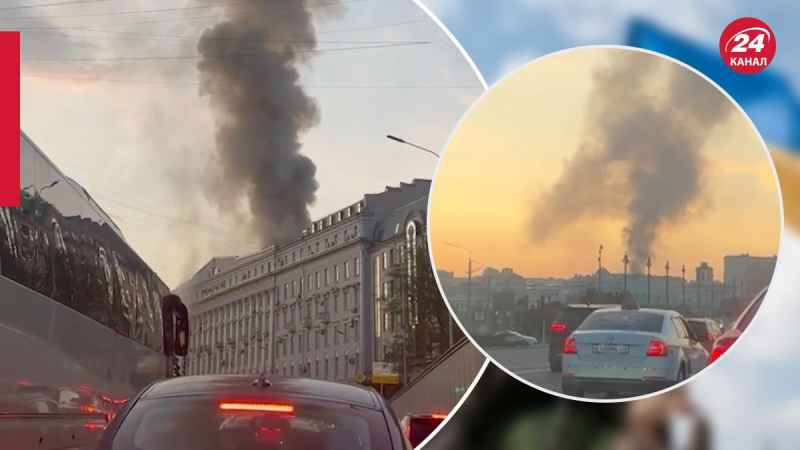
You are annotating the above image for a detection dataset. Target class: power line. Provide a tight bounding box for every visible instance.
[18,26,427,45]
[2,0,370,29]
[21,72,482,89]
[0,0,281,20]
[8,18,424,36]
[0,0,115,13]
[20,40,434,61]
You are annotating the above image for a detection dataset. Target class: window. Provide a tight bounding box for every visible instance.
[292,252,296,263]
[316,242,320,252]
[268,262,272,272]
[383,282,390,300]
[355,257,360,276]
[334,325,340,345]
[345,262,350,279]
[382,252,388,270]
[335,265,340,282]
[291,281,296,297]
[284,284,288,299]
[316,272,320,289]
[325,269,330,286]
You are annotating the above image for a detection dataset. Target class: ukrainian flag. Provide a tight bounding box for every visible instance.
[628,20,800,229]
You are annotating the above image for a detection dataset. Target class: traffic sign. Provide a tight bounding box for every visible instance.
[355,373,366,384]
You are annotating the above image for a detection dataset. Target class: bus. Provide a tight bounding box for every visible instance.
[0,131,170,447]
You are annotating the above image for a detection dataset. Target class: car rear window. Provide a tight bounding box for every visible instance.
[556,308,596,328]
[408,417,443,446]
[686,321,708,336]
[578,311,664,333]
[111,396,392,450]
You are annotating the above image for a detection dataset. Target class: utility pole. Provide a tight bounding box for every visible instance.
[646,257,652,305]
[665,261,670,305]
[597,245,603,302]
[467,258,473,331]
[622,253,629,298]
[682,264,686,306]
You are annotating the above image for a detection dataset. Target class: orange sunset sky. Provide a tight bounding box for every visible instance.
[429,48,781,278]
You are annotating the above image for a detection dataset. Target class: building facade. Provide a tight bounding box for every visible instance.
[175,179,430,384]
[723,254,777,301]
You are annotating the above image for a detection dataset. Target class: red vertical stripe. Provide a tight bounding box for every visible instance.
[0,32,19,207]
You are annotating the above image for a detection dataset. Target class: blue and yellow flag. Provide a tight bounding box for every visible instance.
[628,20,800,228]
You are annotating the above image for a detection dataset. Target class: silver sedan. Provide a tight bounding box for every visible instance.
[562,305,708,398]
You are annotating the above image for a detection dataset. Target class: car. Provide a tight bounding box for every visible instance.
[561,303,709,398]
[685,318,724,353]
[492,330,539,347]
[400,413,446,447]
[95,374,413,450]
[709,286,767,365]
[548,303,620,372]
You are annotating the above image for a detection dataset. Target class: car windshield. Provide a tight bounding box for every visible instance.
[737,291,766,332]
[408,417,443,446]
[579,311,664,333]
[686,321,708,336]
[110,396,392,450]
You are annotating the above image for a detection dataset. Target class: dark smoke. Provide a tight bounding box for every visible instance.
[196,1,344,245]
[529,50,734,272]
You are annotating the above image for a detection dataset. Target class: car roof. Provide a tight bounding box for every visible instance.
[589,306,672,315]
[564,303,621,309]
[141,375,379,409]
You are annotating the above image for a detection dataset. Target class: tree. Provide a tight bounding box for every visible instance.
[385,239,461,378]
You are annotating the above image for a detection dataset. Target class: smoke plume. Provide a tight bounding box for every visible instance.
[196,1,344,246]
[529,50,734,272]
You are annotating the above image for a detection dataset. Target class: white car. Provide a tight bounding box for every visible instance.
[561,304,708,398]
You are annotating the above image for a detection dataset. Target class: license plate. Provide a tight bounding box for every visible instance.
[593,344,629,354]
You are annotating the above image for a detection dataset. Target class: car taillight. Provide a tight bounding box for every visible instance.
[646,340,667,357]
[219,403,294,414]
[706,333,714,342]
[710,336,737,364]
[431,414,446,419]
[550,323,566,332]
[564,337,577,354]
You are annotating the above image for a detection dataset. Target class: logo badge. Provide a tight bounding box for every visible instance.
[720,17,776,74]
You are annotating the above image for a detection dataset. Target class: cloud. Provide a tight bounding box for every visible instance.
[496,50,540,81]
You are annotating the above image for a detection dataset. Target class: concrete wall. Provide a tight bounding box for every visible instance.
[389,338,486,418]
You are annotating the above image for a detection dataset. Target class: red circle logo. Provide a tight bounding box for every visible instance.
[719,17,776,74]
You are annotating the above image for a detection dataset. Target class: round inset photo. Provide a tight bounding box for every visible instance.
[428,46,782,402]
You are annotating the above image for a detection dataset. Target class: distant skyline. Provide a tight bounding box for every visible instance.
[429,48,781,279]
[16,0,483,287]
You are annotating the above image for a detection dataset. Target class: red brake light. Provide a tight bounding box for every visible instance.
[710,336,737,364]
[219,403,294,414]
[646,340,668,357]
[564,337,577,354]
[550,323,566,332]
[706,333,714,342]
[431,414,446,420]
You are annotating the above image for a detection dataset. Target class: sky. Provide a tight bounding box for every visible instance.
[429,47,780,279]
[13,0,484,287]
[421,1,800,448]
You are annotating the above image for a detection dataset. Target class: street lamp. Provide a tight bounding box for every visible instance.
[682,264,687,306]
[665,261,670,305]
[646,257,652,305]
[386,135,440,159]
[444,242,472,337]
[597,245,603,302]
[622,253,629,297]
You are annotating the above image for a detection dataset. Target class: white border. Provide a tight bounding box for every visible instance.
[386,3,489,447]
[425,45,786,404]
[412,0,489,91]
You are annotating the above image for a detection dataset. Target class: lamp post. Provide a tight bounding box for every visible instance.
[386,135,440,159]
[445,242,472,342]
[665,261,670,305]
[622,253,629,298]
[597,245,603,302]
[646,257,652,305]
[682,264,686,306]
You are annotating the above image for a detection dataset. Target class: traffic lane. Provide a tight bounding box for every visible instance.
[486,346,617,399]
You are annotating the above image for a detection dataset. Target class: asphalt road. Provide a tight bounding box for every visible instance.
[486,346,619,399]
